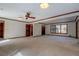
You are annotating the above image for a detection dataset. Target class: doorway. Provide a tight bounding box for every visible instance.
[26,24,33,37]
[42,24,45,35]
[76,20,79,39]
[0,21,4,38]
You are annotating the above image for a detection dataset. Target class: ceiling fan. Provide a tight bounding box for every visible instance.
[25,12,36,19]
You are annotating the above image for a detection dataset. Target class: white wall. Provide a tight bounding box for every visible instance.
[0,18,26,38]
[45,22,76,37]
[68,22,76,37]
[33,23,42,36]
[45,25,50,35]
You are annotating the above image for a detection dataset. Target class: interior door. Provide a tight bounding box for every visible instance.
[42,24,45,35]
[0,23,4,38]
[30,24,33,36]
[26,24,33,37]
[26,24,30,36]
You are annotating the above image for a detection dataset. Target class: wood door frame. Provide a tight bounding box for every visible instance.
[26,24,33,37]
[0,20,5,38]
[76,18,79,39]
[30,24,33,36]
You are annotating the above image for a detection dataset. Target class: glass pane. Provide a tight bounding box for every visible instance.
[61,24,67,33]
[50,25,56,33]
[56,25,61,33]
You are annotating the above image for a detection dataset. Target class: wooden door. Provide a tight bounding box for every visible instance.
[30,24,33,36]
[26,24,30,36]
[0,23,4,38]
[26,24,33,36]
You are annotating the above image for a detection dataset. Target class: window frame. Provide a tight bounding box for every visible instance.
[50,24,68,34]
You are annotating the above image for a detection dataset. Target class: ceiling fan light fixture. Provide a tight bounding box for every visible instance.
[40,3,49,9]
[25,12,36,19]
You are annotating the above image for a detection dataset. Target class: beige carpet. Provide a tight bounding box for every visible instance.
[0,36,79,56]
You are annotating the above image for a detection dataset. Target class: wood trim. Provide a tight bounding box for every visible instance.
[0,17,30,23]
[0,10,79,23]
[45,21,75,25]
[78,21,79,39]
[3,21,5,38]
[31,10,79,23]
[76,21,78,38]
[77,19,79,22]
[0,21,5,38]
[75,16,79,38]
[75,16,79,21]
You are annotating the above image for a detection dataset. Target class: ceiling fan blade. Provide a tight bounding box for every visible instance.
[28,17,36,19]
[26,17,28,19]
[25,12,35,19]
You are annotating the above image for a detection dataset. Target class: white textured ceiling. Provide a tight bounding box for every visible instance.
[0,3,79,22]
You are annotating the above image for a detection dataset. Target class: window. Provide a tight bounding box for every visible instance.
[50,24,68,34]
[56,25,61,33]
[61,24,67,33]
[50,25,56,33]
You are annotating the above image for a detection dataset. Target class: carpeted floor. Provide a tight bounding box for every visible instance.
[0,36,79,56]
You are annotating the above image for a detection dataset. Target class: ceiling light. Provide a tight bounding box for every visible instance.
[40,3,49,9]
